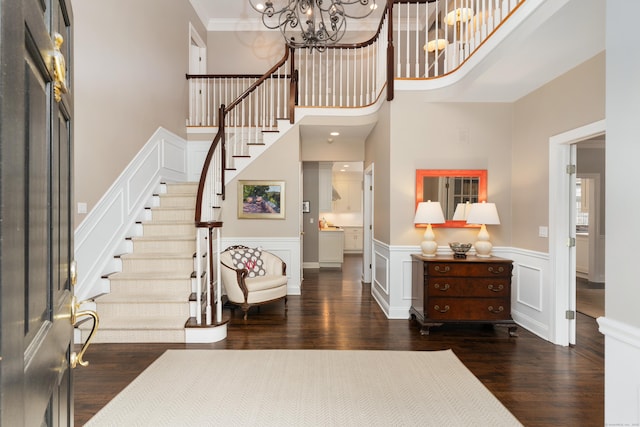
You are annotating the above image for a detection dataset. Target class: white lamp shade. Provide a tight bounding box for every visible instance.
[466,201,500,225]
[452,201,472,221]
[414,201,445,225]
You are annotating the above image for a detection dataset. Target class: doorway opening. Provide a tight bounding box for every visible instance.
[575,144,605,323]
[549,119,605,346]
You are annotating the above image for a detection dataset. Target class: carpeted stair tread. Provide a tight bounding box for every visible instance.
[119,252,194,260]
[107,271,192,280]
[81,329,185,343]
[92,182,204,344]
[96,291,190,303]
[130,235,195,241]
[79,315,187,330]
[140,219,195,225]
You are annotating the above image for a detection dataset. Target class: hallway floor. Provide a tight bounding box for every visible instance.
[75,254,604,426]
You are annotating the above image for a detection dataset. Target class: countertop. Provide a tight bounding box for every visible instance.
[319,227,344,232]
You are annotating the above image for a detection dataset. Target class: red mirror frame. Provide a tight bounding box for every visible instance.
[415,169,487,228]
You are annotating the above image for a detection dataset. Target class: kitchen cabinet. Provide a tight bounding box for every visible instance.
[332,172,362,213]
[319,230,344,267]
[343,227,363,253]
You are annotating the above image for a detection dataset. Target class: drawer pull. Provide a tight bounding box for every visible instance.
[488,284,504,292]
[488,305,504,314]
[434,283,450,291]
[434,265,451,273]
[488,266,505,274]
[434,305,450,313]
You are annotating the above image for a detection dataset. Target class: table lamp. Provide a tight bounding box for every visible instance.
[452,201,472,221]
[466,201,500,257]
[414,201,445,257]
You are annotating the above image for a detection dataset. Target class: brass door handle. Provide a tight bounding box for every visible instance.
[70,260,77,287]
[51,32,68,102]
[70,296,99,368]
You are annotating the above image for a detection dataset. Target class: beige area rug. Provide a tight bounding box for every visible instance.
[85,349,522,427]
[577,288,605,318]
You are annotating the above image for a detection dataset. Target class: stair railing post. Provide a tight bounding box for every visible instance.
[219,104,226,200]
[386,0,394,101]
[215,227,222,323]
[289,46,297,124]
[206,225,213,325]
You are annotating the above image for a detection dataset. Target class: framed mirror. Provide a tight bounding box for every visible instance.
[416,169,487,227]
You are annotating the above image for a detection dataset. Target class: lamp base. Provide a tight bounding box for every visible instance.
[474,225,493,257]
[473,240,493,257]
[420,240,438,257]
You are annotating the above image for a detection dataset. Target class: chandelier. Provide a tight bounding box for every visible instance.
[248,0,378,51]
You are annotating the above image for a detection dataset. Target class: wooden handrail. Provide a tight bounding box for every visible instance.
[186,73,291,80]
[194,104,225,224]
[194,46,292,225]
[225,47,290,113]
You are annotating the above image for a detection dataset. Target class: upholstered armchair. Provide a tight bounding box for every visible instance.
[220,245,288,320]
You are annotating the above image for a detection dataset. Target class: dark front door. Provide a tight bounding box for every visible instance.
[0,0,75,425]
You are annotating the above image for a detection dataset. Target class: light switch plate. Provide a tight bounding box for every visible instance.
[538,226,548,238]
[77,202,87,214]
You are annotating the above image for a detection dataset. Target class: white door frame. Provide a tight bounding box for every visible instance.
[189,22,207,74]
[549,119,605,346]
[363,164,374,283]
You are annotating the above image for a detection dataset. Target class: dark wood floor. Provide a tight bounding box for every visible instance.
[74,254,604,426]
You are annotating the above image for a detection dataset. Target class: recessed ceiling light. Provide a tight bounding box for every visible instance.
[343,164,350,168]
[330,131,340,136]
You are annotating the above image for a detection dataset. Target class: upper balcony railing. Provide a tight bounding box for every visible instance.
[186,0,525,128]
[394,0,523,79]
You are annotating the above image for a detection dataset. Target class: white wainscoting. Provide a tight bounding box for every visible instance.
[371,241,419,320]
[74,127,188,301]
[220,237,301,295]
[505,248,553,342]
[186,139,211,182]
[368,243,556,342]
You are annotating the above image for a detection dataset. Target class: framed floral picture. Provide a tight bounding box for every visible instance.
[238,180,285,219]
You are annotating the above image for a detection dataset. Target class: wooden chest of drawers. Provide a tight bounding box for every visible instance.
[410,254,517,336]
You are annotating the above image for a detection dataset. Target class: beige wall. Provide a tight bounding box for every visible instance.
[365,100,391,244]
[220,128,300,238]
[72,0,205,226]
[207,31,284,74]
[511,52,605,252]
[388,94,513,248]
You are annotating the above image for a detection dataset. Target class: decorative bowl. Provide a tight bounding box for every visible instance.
[449,242,472,258]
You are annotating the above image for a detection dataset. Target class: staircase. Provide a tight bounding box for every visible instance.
[80,182,200,343]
